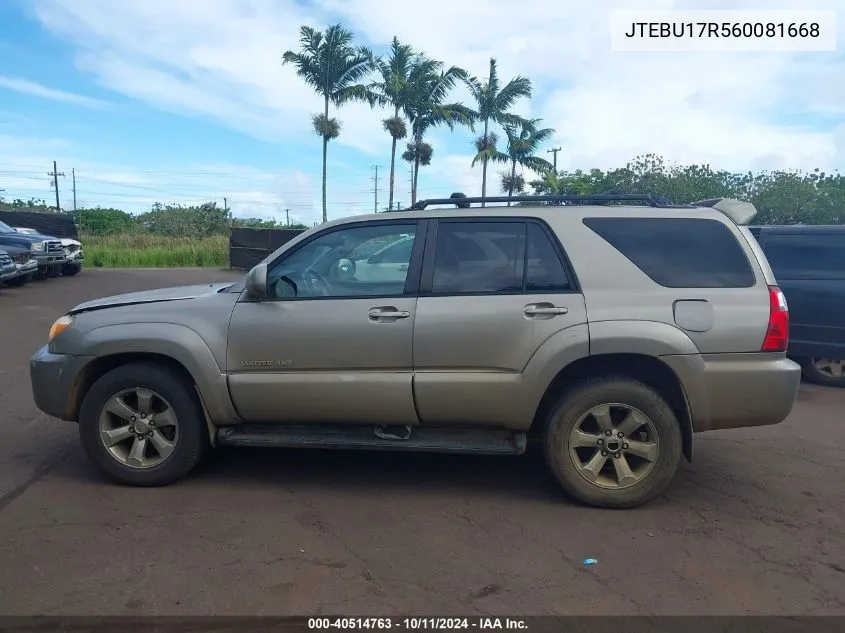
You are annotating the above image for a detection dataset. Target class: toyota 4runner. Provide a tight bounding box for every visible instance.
[29,194,802,508]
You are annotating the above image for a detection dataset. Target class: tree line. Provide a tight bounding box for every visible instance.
[0,199,308,237]
[2,152,843,231]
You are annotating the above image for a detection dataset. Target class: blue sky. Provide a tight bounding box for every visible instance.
[0,0,843,226]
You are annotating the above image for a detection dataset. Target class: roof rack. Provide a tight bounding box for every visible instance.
[401,193,695,211]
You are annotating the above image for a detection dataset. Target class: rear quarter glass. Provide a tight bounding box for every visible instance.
[581,217,756,288]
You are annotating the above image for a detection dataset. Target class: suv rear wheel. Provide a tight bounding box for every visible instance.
[78,363,209,486]
[543,377,682,509]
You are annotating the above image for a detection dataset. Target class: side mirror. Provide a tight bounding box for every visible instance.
[245,263,268,299]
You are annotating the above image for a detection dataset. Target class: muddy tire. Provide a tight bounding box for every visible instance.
[543,377,682,509]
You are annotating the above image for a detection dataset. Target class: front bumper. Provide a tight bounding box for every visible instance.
[0,263,16,281]
[14,258,38,277]
[30,345,93,421]
[662,352,802,433]
[32,252,68,268]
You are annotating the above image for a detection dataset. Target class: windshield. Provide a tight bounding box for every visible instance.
[0,220,14,234]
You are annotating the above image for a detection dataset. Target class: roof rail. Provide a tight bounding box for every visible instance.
[402,193,694,211]
[691,198,758,225]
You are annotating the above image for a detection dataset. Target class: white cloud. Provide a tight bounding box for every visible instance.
[0,75,111,109]
[22,0,845,205]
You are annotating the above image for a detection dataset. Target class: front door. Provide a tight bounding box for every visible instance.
[227,220,426,425]
[412,218,589,429]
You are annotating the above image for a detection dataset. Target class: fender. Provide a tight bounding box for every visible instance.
[75,322,241,425]
[589,319,699,357]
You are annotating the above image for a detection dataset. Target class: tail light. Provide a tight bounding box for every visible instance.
[761,285,789,352]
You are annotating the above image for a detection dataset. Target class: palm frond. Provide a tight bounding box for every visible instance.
[522,155,555,174]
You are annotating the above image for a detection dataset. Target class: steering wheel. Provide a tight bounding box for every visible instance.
[304,269,331,296]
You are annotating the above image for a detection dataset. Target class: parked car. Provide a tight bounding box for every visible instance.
[0,220,67,279]
[750,225,845,388]
[0,243,38,286]
[14,226,83,276]
[30,194,801,508]
[0,249,16,284]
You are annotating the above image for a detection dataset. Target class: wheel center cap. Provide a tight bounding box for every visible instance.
[133,420,150,434]
[606,439,621,453]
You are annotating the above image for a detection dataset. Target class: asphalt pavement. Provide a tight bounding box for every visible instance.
[0,269,843,615]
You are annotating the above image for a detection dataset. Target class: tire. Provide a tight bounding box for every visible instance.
[5,273,32,287]
[799,357,845,388]
[543,377,683,509]
[78,363,210,486]
[62,263,82,276]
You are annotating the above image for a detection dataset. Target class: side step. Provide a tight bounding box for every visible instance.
[216,424,527,456]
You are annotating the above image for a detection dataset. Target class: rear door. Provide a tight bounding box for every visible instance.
[411,217,588,428]
[756,229,845,362]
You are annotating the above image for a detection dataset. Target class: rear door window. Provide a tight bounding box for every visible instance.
[583,217,756,288]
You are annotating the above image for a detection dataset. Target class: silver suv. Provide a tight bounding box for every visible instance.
[29,194,801,508]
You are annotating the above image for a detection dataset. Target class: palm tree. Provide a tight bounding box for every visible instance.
[282,24,377,223]
[498,118,555,204]
[370,37,417,211]
[402,60,474,203]
[465,58,532,206]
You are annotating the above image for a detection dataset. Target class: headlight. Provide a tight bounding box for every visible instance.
[31,241,45,252]
[48,315,74,342]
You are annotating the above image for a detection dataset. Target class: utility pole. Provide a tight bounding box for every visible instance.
[72,168,77,211]
[371,165,381,213]
[285,208,290,226]
[547,147,562,172]
[48,161,65,211]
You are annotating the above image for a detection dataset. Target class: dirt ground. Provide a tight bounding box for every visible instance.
[0,268,843,616]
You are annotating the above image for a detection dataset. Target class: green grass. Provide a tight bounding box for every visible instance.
[82,234,229,268]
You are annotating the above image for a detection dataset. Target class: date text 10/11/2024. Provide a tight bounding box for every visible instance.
[308,618,528,630]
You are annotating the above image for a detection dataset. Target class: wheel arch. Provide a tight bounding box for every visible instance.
[67,322,241,433]
[70,352,219,446]
[532,353,694,462]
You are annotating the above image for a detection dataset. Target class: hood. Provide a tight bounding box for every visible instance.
[69,282,234,315]
[0,243,30,257]
[0,232,44,247]
[60,238,81,248]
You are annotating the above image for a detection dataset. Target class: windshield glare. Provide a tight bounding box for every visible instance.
[0,220,13,233]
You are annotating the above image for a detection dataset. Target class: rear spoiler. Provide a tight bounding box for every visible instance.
[692,198,757,226]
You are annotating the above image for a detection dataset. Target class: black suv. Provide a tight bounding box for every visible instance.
[751,225,845,387]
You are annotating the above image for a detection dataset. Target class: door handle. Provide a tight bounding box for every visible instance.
[369,306,412,321]
[523,305,569,317]
[398,264,408,271]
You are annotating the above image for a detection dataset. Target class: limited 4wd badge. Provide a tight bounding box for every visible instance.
[241,359,293,367]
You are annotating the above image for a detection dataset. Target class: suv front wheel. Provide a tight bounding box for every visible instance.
[78,363,210,486]
[543,377,682,509]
